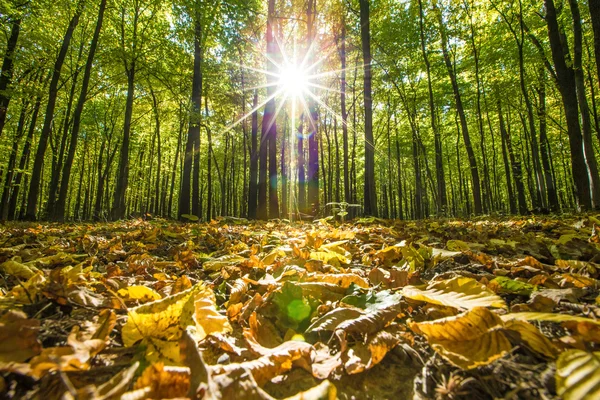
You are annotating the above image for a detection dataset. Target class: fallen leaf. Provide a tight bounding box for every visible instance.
[410,307,512,369]
[556,350,600,400]
[403,276,506,310]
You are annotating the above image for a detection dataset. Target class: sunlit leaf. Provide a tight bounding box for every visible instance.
[403,277,506,310]
[556,350,600,400]
[410,307,512,369]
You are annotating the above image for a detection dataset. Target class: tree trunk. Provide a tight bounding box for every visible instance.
[339,20,350,207]
[258,0,278,220]
[589,0,600,90]
[537,70,560,211]
[499,100,527,214]
[0,18,21,139]
[435,1,482,214]
[545,0,592,209]
[248,91,258,219]
[570,0,600,206]
[297,115,306,215]
[359,0,377,217]
[0,100,27,220]
[179,10,203,220]
[307,0,319,216]
[26,1,84,220]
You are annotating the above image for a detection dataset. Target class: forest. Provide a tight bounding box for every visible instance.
[2,0,600,222]
[2,0,600,399]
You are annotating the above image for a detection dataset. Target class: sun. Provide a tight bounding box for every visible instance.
[278,62,310,98]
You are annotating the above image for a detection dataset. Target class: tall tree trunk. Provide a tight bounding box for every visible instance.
[258,0,278,220]
[151,88,162,216]
[418,0,446,215]
[10,80,43,220]
[26,1,84,220]
[589,0,600,90]
[112,63,135,220]
[570,0,600,206]
[179,9,203,220]
[307,0,319,215]
[55,0,107,221]
[0,18,21,139]
[499,100,527,214]
[297,116,306,215]
[545,0,592,209]
[359,0,377,216]
[339,19,350,207]
[0,100,27,220]
[248,91,258,219]
[434,1,482,214]
[537,70,560,211]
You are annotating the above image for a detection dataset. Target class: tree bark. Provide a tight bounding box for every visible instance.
[179,7,203,220]
[0,18,21,139]
[248,91,258,219]
[545,0,592,209]
[359,0,377,217]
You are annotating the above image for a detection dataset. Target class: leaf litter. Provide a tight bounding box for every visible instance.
[0,215,599,399]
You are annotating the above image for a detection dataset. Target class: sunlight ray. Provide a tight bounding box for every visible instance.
[221,86,286,136]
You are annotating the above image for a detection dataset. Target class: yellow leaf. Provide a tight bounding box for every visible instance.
[306,273,369,288]
[9,272,46,304]
[402,277,506,310]
[410,307,512,369]
[261,248,286,265]
[556,350,600,400]
[282,380,336,400]
[501,312,600,326]
[122,283,231,364]
[118,285,162,303]
[0,259,39,279]
[309,251,349,267]
[504,320,558,358]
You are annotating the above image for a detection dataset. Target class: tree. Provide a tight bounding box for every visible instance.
[54,0,107,221]
[26,0,85,220]
[359,0,377,217]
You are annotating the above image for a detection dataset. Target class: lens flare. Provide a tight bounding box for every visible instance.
[278,63,309,98]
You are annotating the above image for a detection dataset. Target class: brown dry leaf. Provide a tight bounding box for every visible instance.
[0,310,41,363]
[410,307,512,369]
[248,311,283,348]
[563,321,600,344]
[29,324,107,378]
[305,307,364,333]
[213,339,314,386]
[133,362,191,399]
[172,275,192,294]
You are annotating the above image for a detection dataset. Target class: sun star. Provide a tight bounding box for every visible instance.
[278,62,310,98]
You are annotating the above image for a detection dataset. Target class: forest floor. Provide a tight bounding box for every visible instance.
[0,215,599,399]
